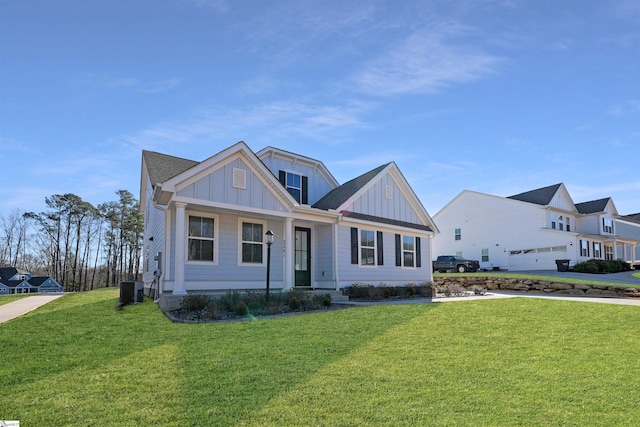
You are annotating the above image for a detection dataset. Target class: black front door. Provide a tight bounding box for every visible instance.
[294,227,311,287]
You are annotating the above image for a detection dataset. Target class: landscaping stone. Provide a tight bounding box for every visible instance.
[432,276,640,298]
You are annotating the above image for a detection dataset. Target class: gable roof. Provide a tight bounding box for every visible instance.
[507,183,562,206]
[312,163,390,210]
[575,198,611,215]
[0,267,18,283]
[621,213,640,224]
[142,150,199,186]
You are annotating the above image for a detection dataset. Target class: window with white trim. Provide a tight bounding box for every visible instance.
[603,218,613,234]
[240,221,265,264]
[454,228,461,241]
[402,235,415,267]
[580,240,589,257]
[286,172,302,202]
[188,215,216,262]
[551,213,556,229]
[566,217,571,232]
[605,245,614,260]
[559,215,564,231]
[481,248,489,262]
[593,242,601,258]
[360,229,376,266]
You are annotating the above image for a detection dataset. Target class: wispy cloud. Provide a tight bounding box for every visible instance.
[352,24,501,96]
[76,74,181,93]
[116,99,375,153]
[607,100,640,117]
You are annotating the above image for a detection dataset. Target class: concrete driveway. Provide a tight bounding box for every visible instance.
[0,294,65,323]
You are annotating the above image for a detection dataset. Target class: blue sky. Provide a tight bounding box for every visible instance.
[2,0,639,217]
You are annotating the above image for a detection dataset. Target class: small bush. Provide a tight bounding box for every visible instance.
[234,301,248,316]
[288,297,301,310]
[202,301,223,320]
[179,294,213,311]
[322,295,332,307]
[574,259,632,274]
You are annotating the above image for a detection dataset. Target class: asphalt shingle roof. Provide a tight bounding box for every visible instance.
[312,163,390,210]
[507,183,562,206]
[575,198,611,214]
[143,150,199,186]
[621,213,640,224]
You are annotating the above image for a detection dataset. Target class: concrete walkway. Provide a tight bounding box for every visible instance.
[0,294,65,323]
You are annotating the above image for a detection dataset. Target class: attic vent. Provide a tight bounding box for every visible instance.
[385,185,393,200]
[233,168,246,189]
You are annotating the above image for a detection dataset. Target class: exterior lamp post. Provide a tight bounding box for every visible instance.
[265,229,274,303]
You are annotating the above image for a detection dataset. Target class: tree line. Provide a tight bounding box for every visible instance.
[0,190,143,292]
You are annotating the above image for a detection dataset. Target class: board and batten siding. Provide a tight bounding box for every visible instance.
[176,158,288,213]
[346,173,420,224]
[335,224,431,287]
[260,154,335,206]
[313,224,335,284]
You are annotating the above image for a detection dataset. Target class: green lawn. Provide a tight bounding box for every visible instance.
[2,288,640,426]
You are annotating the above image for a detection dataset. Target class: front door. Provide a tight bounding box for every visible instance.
[294,227,311,287]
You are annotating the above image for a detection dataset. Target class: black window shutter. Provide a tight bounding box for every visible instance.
[279,170,286,186]
[351,227,359,264]
[377,231,384,265]
[302,176,308,204]
[416,237,421,268]
[395,234,402,266]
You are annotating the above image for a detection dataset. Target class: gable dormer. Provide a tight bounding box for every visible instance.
[257,147,339,206]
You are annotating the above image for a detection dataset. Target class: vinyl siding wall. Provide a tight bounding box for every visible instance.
[335,224,431,287]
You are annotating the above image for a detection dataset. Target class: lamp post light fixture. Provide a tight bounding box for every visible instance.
[265,229,274,303]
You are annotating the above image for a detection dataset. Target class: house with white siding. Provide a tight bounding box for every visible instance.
[432,183,640,271]
[140,141,437,310]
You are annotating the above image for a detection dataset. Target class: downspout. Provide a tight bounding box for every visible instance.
[152,198,168,303]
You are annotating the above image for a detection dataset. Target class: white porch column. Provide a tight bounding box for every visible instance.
[173,202,187,295]
[284,218,293,290]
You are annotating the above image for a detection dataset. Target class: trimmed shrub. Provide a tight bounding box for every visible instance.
[574,259,632,274]
[179,294,213,311]
[288,297,301,310]
[234,301,248,316]
[322,295,332,307]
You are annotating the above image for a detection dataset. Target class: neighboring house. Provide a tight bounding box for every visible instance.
[0,267,63,294]
[432,183,640,271]
[140,141,437,309]
[28,276,64,293]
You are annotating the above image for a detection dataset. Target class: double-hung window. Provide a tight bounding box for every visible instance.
[580,240,589,257]
[279,170,308,204]
[593,242,601,258]
[566,217,571,232]
[559,216,564,231]
[551,214,556,230]
[403,236,415,267]
[481,248,489,262]
[360,229,376,266]
[241,221,264,264]
[188,215,216,262]
[603,218,613,234]
[454,228,461,241]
